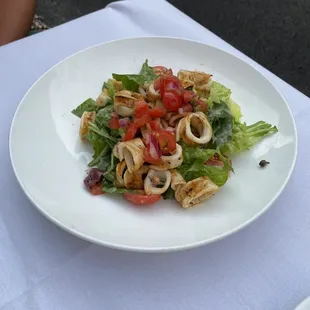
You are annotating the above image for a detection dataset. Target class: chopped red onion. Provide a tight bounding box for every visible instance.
[119,118,130,128]
[178,108,184,114]
[84,168,104,189]
[149,135,162,159]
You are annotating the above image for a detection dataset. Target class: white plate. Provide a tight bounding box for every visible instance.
[9,37,297,252]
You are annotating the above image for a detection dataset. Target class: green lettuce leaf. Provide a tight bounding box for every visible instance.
[207,81,242,121]
[88,123,118,151]
[112,74,142,91]
[208,81,231,106]
[103,150,119,183]
[208,102,233,147]
[85,132,111,169]
[111,128,125,139]
[101,152,133,194]
[220,121,278,155]
[102,178,133,194]
[112,59,157,91]
[178,159,229,187]
[178,143,231,186]
[139,59,158,84]
[227,99,242,122]
[71,98,97,117]
[95,105,114,128]
[162,187,175,200]
[182,144,217,163]
[102,79,120,98]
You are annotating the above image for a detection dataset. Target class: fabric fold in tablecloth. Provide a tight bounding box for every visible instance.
[0,1,309,309]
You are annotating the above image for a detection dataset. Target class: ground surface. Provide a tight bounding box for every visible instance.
[36,0,310,96]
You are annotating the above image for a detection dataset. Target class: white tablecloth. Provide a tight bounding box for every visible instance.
[1,1,309,309]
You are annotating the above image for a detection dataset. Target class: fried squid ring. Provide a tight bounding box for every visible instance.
[176,112,212,145]
[175,176,219,208]
[147,82,161,101]
[114,90,144,117]
[149,144,183,170]
[113,138,145,173]
[79,111,96,140]
[177,69,212,90]
[170,170,186,190]
[144,168,171,195]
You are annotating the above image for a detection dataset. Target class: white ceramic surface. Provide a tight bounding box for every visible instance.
[9,37,297,252]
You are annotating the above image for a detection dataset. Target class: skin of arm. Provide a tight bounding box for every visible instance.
[0,0,36,46]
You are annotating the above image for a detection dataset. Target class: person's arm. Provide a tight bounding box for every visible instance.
[0,0,36,46]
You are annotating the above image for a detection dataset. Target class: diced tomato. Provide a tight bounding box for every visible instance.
[183,90,196,104]
[133,100,151,128]
[122,122,138,141]
[88,183,104,195]
[194,99,207,112]
[166,69,173,75]
[158,75,184,111]
[154,78,161,90]
[163,92,183,112]
[134,114,151,128]
[182,103,193,112]
[153,129,176,154]
[152,66,173,77]
[160,75,183,96]
[134,99,149,118]
[108,113,120,129]
[153,66,167,72]
[144,147,163,165]
[149,106,166,118]
[123,192,161,205]
[108,118,120,129]
[149,119,162,131]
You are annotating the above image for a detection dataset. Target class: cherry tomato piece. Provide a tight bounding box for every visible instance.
[144,147,163,165]
[163,92,182,112]
[123,192,162,205]
[108,116,120,129]
[122,122,138,141]
[149,120,162,131]
[153,130,176,154]
[134,114,151,128]
[88,183,104,195]
[183,90,196,104]
[149,106,166,118]
[182,103,193,112]
[134,100,149,118]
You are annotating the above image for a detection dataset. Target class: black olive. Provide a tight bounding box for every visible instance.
[259,160,270,168]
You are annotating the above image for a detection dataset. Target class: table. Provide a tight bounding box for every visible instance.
[1,1,309,309]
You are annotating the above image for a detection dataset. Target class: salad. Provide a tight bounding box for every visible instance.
[71,60,277,208]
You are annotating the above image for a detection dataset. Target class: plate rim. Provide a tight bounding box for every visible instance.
[9,36,298,252]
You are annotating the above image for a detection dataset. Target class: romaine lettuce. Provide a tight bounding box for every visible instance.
[112,59,157,92]
[85,132,110,169]
[207,81,242,122]
[71,98,97,117]
[208,102,233,147]
[227,99,242,122]
[220,121,278,155]
[178,143,231,187]
[102,79,120,98]
[95,105,114,128]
